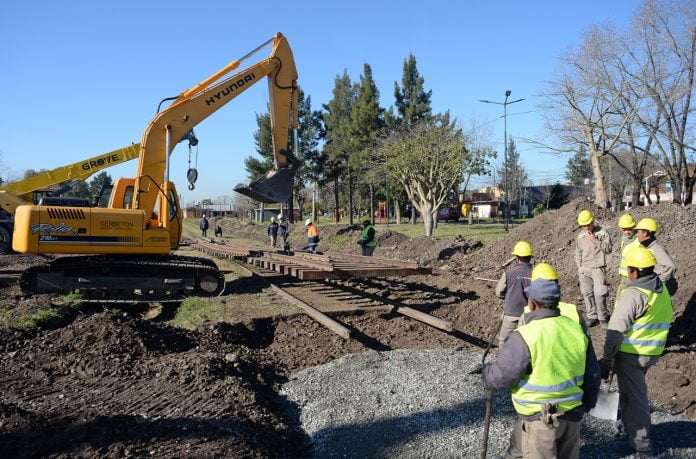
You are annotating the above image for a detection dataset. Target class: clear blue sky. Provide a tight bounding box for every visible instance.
[0,0,643,205]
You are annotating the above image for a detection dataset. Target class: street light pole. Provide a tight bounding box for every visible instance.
[480,91,524,232]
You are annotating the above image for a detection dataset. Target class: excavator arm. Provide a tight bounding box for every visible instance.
[133,33,298,216]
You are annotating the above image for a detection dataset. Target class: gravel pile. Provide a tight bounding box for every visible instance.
[280,349,696,458]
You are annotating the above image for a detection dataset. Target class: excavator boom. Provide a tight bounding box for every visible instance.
[133,33,298,213]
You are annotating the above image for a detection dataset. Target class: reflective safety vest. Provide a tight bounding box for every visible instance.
[512,315,588,416]
[619,237,641,277]
[307,224,318,238]
[361,224,377,247]
[619,286,673,356]
[523,302,579,324]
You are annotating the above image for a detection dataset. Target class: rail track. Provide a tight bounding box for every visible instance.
[194,239,489,349]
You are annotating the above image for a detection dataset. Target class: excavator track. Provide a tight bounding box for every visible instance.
[19,254,225,302]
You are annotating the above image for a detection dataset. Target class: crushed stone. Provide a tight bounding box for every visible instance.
[280,348,696,458]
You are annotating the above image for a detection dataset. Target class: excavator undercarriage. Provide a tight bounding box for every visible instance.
[20,254,225,302]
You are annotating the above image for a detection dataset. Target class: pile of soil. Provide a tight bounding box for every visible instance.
[1,199,694,456]
[0,312,308,457]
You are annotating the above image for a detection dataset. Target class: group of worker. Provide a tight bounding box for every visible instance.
[485,209,675,458]
[265,215,377,256]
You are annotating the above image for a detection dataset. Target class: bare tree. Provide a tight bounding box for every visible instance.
[625,0,696,204]
[543,25,638,208]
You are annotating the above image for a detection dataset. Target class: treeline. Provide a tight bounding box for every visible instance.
[546,0,696,207]
[245,56,495,236]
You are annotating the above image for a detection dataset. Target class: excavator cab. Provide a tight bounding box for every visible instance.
[234,167,293,204]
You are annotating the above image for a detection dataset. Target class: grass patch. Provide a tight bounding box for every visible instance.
[171,297,214,329]
[62,291,84,306]
[324,233,352,249]
[379,222,507,241]
[12,307,66,329]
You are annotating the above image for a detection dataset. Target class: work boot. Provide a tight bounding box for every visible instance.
[600,320,609,330]
[586,318,599,328]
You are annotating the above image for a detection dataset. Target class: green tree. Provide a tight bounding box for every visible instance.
[378,118,467,236]
[322,70,356,222]
[564,146,592,186]
[349,63,385,224]
[88,171,112,198]
[391,54,433,128]
[496,138,528,214]
[288,88,322,220]
[65,181,90,200]
[244,111,273,181]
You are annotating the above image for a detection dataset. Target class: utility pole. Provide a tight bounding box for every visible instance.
[480,91,524,232]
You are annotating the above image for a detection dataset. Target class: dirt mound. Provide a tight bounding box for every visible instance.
[453,199,695,325]
[0,312,308,457]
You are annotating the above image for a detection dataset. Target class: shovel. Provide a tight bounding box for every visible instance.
[589,373,620,421]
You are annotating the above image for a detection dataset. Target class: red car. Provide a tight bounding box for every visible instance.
[437,206,460,222]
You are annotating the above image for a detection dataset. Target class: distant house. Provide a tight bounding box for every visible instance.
[184,204,237,219]
[622,168,696,207]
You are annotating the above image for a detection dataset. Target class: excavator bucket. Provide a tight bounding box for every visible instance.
[234,168,293,204]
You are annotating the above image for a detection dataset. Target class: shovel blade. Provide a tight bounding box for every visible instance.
[234,168,293,204]
[589,389,620,420]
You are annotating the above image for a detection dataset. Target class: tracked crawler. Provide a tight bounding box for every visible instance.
[20,255,225,301]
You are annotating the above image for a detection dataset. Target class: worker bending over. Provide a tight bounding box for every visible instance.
[357,217,377,256]
[600,246,672,456]
[574,210,612,328]
[635,218,677,295]
[495,241,533,347]
[484,277,600,458]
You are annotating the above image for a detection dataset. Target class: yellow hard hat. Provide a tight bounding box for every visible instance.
[271,216,277,223]
[511,241,534,257]
[618,214,636,229]
[624,246,657,269]
[531,263,559,281]
[635,217,658,233]
[577,210,594,226]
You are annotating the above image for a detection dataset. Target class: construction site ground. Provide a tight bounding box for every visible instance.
[1,199,695,457]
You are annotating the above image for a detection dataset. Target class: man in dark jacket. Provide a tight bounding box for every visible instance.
[495,241,533,347]
[199,214,209,237]
[267,217,279,248]
[277,213,290,252]
[483,278,600,458]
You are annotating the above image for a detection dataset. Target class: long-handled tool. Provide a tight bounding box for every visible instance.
[480,316,503,459]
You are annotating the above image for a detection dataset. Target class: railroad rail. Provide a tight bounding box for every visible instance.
[195,239,431,280]
[191,239,482,345]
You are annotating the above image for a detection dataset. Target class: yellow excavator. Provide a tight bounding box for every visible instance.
[13,33,298,300]
[0,144,141,253]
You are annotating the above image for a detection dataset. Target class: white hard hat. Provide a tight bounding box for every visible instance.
[277,213,283,219]
[305,218,312,226]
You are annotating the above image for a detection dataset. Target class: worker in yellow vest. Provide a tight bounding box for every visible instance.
[520,263,584,328]
[483,276,600,458]
[635,217,677,295]
[599,246,673,456]
[616,214,640,308]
